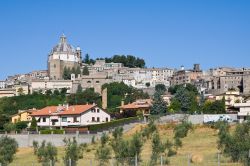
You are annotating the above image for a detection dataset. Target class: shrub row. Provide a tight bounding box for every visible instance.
[88,116,140,131]
[40,129,64,134]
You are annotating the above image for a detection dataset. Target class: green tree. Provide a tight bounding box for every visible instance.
[76,84,83,94]
[67,88,101,105]
[15,121,28,131]
[63,137,86,166]
[173,121,193,150]
[168,98,181,113]
[95,133,111,166]
[104,55,145,68]
[155,84,166,93]
[150,131,167,165]
[71,67,76,76]
[3,123,16,133]
[30,117,37,131]
[151,90,167,115]
[217,120,250,165]
[202,99,225,114]
[0,136,18,165]
[174,87,199,113]
[0,114,9,130]
[129,132,143,162]
[35,141,57,166]
[60,88,67,98]
[82,66,89,75]
[75,66,81,77]
[45,90,52,96]
[63,67,71,80]
[84,54,90,64]
[53,89,60,96]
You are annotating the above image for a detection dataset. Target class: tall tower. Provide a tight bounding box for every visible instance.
[48,35,82,80]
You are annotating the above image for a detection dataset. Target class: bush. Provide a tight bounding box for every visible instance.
[88,117,139,131]
[15,121,28,131]
[40,129,64,134]
[3,123,16,133]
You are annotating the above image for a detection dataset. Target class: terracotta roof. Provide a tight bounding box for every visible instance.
[59,105,95,115]
[31,106,59,116]
[31,104,96,116]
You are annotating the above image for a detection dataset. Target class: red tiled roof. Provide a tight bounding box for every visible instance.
[59,105,95,115]
[31,106,58,116]
[31,104,96,116]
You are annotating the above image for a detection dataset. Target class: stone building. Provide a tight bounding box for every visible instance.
[31,79,73,94]
[170,64,203,86]
[72,73,112,94]
[48,34,82,80]
[205,68,250,95]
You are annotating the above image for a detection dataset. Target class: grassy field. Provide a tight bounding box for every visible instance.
[9,124,242,166]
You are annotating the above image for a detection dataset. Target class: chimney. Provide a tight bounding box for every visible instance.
[121,100,124,106]
[72,107,75,112]
[102,88,108,109]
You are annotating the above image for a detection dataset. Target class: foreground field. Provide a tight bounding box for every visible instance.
[10,124,242,166]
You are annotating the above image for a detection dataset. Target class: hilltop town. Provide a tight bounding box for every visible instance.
[0,35,250,166]
[1,35,250,121]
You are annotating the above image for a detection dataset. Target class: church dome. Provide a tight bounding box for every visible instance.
[51,34,75,54]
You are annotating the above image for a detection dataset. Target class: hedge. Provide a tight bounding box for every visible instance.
[88,116,140,131]
[40,129,64,134]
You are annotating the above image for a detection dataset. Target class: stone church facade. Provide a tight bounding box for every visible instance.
[48,34,82,80]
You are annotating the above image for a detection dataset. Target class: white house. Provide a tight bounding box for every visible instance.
[31,104,110,128]
[234,102,250,123]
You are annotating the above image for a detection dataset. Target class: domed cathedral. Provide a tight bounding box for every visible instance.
[48,34,82,80]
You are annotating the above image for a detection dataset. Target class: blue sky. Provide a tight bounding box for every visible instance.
[0,0,250,79]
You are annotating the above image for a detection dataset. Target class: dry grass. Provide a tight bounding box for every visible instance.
[9,124,242,166]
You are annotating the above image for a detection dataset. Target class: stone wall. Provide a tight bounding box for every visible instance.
[0,133,101,147]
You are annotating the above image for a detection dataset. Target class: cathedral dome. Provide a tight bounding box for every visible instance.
[51,34,75,54]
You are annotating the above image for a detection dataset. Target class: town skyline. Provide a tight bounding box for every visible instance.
[1,0,250,79]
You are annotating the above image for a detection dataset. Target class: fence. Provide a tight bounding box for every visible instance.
[6,153,247,166]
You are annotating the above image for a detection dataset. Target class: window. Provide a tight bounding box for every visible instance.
[92,117,95,122]
[62,117,67,122]
[97,117,100,122]
[54,64,56,68]
[96,81,100,83]
[97,109,100,113]
[106,117,109,122]
[73,117,78,123]
[87,81,91,83]
[43,118,46,122]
